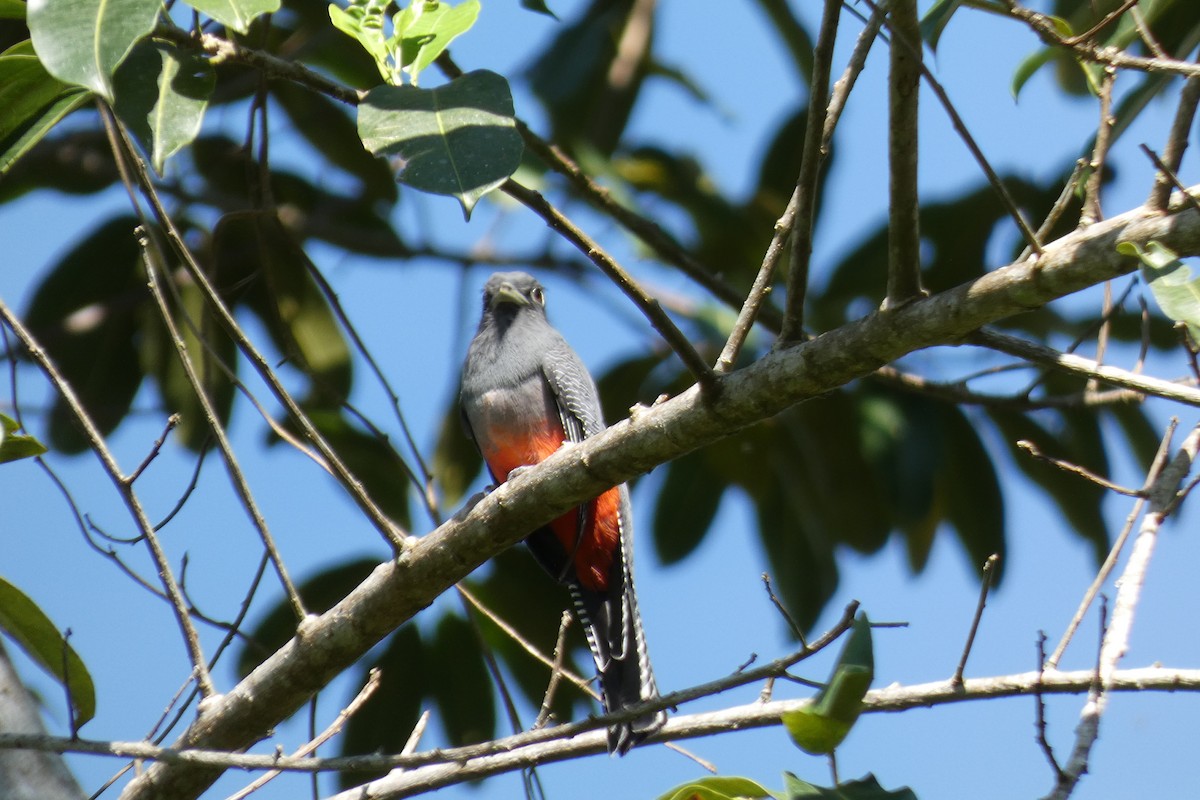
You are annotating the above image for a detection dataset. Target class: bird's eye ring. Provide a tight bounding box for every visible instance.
[531,287,545,305]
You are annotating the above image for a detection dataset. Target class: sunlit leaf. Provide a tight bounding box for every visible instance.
[1119,241,1200,344]
[187,0,280,35]
[358,70,523,217]
[27,0,160,100]
[0,0,26,18]
[656,775,773,800]
[393,0,480,83]
[0,413,48,463]
[0,576,95,726]
[0,40,90,176]
[113,41,214,174]
[782,612,873,755]
[24,217,146,452]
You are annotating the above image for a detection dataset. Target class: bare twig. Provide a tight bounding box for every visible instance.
[127,414,181,485]
[1034,633,1063,778]
[886,0,924,307]
[141,232,306,621]
[761,573,807,646]
[952,554,999,687]
[779,0,842,344]
[224,668,382,800]
[1148,64,1200,211]
[1016,439,1142,496]
[535,612,574,730]
[0,296,216,698]
[1046,421,1175,669]
[1080,67,1117,227]
[972,329,1200,407]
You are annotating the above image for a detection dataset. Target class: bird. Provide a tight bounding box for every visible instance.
[459,271,666,754]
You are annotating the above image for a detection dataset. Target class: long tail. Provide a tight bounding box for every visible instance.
[570,487,666,755]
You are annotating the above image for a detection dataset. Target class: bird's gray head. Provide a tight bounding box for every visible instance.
[481,271,548,327]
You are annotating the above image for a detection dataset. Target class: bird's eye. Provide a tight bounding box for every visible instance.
[531,287,545,306]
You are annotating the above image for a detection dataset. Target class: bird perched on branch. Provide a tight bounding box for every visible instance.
[460,271,666,754]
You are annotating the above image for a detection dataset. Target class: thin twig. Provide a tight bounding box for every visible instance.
[952,554,1000,687]
[1046,420,1175,669]
[1016,439,1142,497]
[1034,632,1063,778]
[779,0,842,344]
[141,231,306,621]
[761,573,807,647]
[885,0,925,307]
[535,612,573,729]
[224,668,382,800]
[126,414,181,485]
[0,295,216,698]
[1148,62,1200,211]
[1080,67,1117,227]
[500,178,716,390]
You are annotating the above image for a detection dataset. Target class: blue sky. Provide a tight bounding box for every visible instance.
[3,1,1200,799]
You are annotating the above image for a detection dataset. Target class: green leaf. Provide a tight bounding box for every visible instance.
[186,0,280,35]
[0,0,26,18]
[427,613,495,745]
[782,773,918,800]
[212,211,353,402]
[27,0,160,100]
[519,0,555,18]
[237,557,378,676]
[24,217,147,453]
[357,69,523,217]
[0,576,96,726]
[1119,241,1200,344]
[782,613,873,755]
[0,41,90,176]
[0,413,48,463]
[433,401,482,507]
[139,270,237,452]
[656,776,774,800]
[393,0,480,84]
[339,624,425,788]
[1011,47,1058,100]
[653,450,725,565]
[939,407,1005,581]
[920,0,963,51]
[112,41,215,174]
[329,0,391,82]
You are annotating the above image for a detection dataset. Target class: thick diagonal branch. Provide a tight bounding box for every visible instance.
[119,188,1200,800]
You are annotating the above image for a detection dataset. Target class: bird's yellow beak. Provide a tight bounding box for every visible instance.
[491,282,529,308]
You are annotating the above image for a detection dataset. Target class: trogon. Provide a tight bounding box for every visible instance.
[460,271,666,754]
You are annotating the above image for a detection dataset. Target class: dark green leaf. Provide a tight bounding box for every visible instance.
[237,557,378,677]
[0,413,48,463]
[653,450,725,565]
[987,408,1108,563]
[27,0,160,100]
[655,775,773,800]
[468,549,589,721]
[427,613,495,745]
[139,272,237,452]
[358,70,523,217]
[339,624,424,787]
[212,211,353,403]
[24,216,146,452]
[939,406,1006,581]
[0,576,95,726]
[1103,403,1162,473]
[782,613,873,755]
[782,773,919,800]
[291,409,412,530]
[920,0,964,51]
[112,41,214,174]
[0,0,26,19]
[519,0,556,19]
[187,0,280,34]
[0,128,117,200]
[271,80,396,203]
[433,400,483,508]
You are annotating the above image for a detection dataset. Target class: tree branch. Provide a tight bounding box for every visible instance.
[117,187,1200,799]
